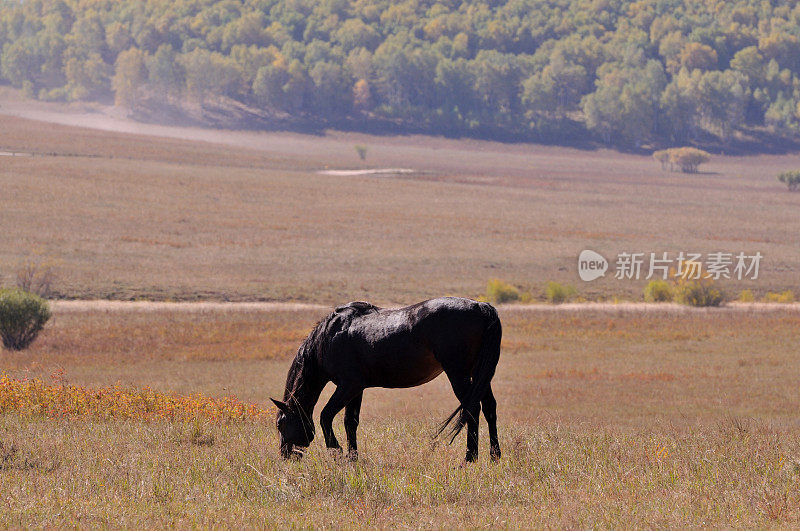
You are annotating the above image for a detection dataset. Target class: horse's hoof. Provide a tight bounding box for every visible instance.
[328,447,344,459]
[490,447,501,462]
[460,454,477,467]
[346,450,358,461]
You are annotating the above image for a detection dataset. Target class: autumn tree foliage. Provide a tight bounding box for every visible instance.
[3,0,800,147]
[111,48,148,108]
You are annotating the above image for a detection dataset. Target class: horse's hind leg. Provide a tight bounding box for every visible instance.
[344,391,363,460]
[445,371,481,462]
[465,397,480,462]
[320,385,360,456]
[482,385,501,461]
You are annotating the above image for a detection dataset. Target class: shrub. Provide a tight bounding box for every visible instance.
[737,289,755,302]
[0,375,273,422]
[545,281,576,304]
[674,278,725,307]
[644,279,673,302]
[653,150,670,170]
[0,289,52,351]
[653,147,711,173]
[671,147,711,173]
[485,279,520,303]
[15,257,58,298]
[354,145,367,160]
[777,170,800,191]
[763,290,794,303]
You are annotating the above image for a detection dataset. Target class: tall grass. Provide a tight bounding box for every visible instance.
[1,414,798,527]
[2,307,800,525]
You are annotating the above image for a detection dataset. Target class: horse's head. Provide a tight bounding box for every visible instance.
[271,398,314,459]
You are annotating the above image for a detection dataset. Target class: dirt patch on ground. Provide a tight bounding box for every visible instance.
[317,168,416,176]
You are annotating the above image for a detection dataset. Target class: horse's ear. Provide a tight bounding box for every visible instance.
[270,398,290,414]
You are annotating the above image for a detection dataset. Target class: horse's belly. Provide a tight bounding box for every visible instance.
[370,348,443,388]
[390,366,443,388]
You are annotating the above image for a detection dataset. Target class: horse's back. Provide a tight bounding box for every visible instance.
[346,297,491,339]
[407,297,497,342]
[329,297,497,388]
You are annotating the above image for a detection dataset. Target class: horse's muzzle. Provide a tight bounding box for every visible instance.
[280,443,305,460]
[280,442,293,459]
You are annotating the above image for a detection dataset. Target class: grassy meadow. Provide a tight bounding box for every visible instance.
[1,111,800,303]
[2,305,800,526]
[2,107,800,526]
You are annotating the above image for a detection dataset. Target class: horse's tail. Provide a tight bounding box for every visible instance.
[436,303,502,443]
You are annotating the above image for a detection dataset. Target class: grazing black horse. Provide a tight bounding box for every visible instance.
[271,297,502,463]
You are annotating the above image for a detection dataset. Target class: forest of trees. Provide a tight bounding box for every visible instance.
[3,0,800,147]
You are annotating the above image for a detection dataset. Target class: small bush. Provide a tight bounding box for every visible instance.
[763,290,794,303]
[485,279,520,303]
[653,150,670,170]
[0,289,52,351]
[737,289,755,302]
[545,281,577,304]
[644,279,673,302]
[777,170,800,191]
[653,147,711,173]
[674,278,725,307]
[354,145,367,160]
[672,147,711,173]
[15,257,58,298]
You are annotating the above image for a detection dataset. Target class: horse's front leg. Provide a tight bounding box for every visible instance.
[319,385,359,456]
[344,392,363,460]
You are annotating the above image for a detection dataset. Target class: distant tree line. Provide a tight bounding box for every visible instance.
[3,0,800,146]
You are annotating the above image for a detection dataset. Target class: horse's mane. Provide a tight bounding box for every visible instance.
[283,302,380,406]
[300,301,379,361]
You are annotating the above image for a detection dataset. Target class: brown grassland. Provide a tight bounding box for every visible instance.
[1,306,800,527]
[1,105,800,527]
[1,108,800,303]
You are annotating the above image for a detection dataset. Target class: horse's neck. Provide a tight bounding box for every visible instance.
[286,356,326,416]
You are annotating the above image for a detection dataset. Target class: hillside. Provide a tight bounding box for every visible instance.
[3,0,800,149]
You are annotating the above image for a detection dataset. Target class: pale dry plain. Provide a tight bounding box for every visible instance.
[1,101,800,526]
[1,95,800,303]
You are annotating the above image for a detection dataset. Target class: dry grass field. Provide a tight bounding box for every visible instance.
[2,96,800,527]
[1,101,800,304]
[1,306,800,527]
